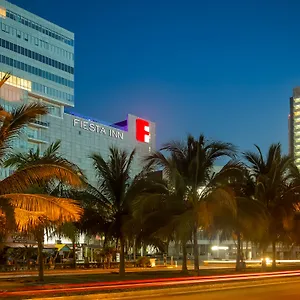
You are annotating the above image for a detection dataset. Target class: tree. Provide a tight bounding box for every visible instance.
[50,222,80,269]
[4,140,84,280]
[0,103,84,231]
[79,147,155,277]
[145,134,237,272]
[213,162,268,270]
[243,143,295,269]
[132,163,192,273]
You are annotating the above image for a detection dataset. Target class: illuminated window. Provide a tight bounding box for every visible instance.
[0,71,31,92]
[0,7,6,18]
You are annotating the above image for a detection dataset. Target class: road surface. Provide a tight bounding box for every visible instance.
[10,271,300,299]
[153,279,300,300]
[31,277,300,299]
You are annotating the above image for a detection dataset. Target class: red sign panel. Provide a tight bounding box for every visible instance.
[136,119,150,143]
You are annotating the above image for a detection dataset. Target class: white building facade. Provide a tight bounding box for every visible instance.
[0,0,156,185]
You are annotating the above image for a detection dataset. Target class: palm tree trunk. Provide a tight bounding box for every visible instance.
[193,224,199,272]
[235,231,241,271]
[119,235,125,277]
[261,249,267,271]
[181,239,188,273]
[36,230,44,282]
[272,241,276,270]
[133,238,136,262]
[72,239,76,269]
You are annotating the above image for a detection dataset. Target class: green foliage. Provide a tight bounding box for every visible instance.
[141,134,238,271]
[136,256,151,267]
[78,146,161,276]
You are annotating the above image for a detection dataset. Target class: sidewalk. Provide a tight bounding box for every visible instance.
[0,264,235,279]
[0,266,177,279]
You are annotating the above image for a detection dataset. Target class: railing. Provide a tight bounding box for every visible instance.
[30,120,50,127]
[27,133,48,143]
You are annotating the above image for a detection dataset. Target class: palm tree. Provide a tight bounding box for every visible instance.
[243,143,295,269]
[136,185,192,272]
[50,222,80,269]
[145,134,237,272]
[213,162,268,270]
[0,103,84,230]
[79,146,156,277]
[4,140,84,280]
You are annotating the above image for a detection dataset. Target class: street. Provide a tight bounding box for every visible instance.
[26,273,300,300]
[153,279,300,300]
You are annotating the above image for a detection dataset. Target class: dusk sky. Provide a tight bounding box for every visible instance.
[11,0,300,155]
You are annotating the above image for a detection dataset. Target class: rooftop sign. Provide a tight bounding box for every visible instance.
[73,118,124,140]
[136,119,150,143]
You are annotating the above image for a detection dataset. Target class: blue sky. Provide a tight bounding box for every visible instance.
[10,0,300,154]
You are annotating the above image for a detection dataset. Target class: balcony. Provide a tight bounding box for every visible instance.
[29,120,50,129]
[27,133,48,144]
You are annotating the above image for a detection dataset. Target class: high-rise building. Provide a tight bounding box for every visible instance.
[289,88,300,166]
[0,0,155,185]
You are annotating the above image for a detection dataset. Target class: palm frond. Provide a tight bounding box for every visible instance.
[3,193,83,229]
[205,141,237,161]
[13,208,45,232]
[243,150,263,174]
[0,159,84,195]
[43,140,62,158]
[4,151,35,169]
[0,72,10,88]
[0,103,48,164]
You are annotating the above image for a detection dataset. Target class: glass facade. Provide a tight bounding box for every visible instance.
[0,37,74,73]
[0,0,74,105]
[0,71,31,91]
[0,54,73,88]
[0,20,74,61]
[31,82,74,103]
[6,10,74,46]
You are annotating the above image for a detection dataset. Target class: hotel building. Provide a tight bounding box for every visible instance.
[0,0,155,186]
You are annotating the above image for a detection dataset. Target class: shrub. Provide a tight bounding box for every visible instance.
[136,256,151,267]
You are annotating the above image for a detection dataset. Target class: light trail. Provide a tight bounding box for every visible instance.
[2,270,300,298]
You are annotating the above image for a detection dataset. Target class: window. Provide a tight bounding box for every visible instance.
[48,105,61,117]
[0,71,32,92]
[31,82,74,103]
[27,142,39,153]
[27,128,38,139]
[1,24,9,33]
[24,33,28,41]
[6,9,74,46]
[0,36,74,74]
[0,7,6,18]
[0,54,74,88]
[16,30,21,38]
